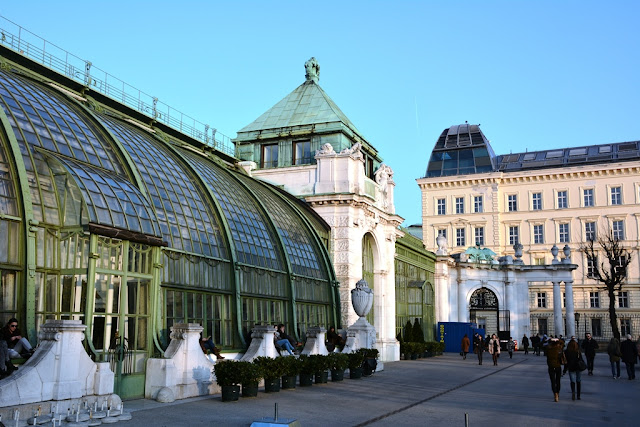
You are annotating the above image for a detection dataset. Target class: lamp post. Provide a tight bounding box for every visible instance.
[574,312,580,343]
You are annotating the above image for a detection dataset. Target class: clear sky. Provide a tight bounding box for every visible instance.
[2,1,639,227]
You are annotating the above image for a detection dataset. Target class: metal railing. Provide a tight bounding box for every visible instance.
[0,16,235,157]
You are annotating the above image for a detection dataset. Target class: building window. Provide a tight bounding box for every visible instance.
[615,255,628,277]
[437,229,447,239]
[557,190,568,209]
[456,228,466,247]
[537,292,546,308]
[293,140,312,165]
[534,257,545,265]
[474,196,483,213]
[532,192,542,211]
[456,197,464,214]
[586,255,597,278]
[590,291,600,308]
[591,318,602,337]
[538,318,548,335]
[533,224,544,244]
[620,319,631,336]
[437,198,446,215]
[508,194,518,212]
[612,220,624,240]
[509,226,519,245]
[558,223,570,243]
[610,186,622,205]
[261,144,279,168]
[474,227,484,246]
[618,291,629,308]
[583,189,594,207]
[585,221,596,241]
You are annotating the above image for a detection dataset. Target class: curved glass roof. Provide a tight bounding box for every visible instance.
[97,115,227,258]
[236,174,327,280]
[0,70,125,173]
[426,124,496,177]
[179,148,285,271]
[51,156,160,236]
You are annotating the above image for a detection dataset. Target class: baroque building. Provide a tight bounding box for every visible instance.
[234,58,436,361]
[417,123,640,340]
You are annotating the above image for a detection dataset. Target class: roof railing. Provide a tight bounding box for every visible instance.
[0,16,235,157]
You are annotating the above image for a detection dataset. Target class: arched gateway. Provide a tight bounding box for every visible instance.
[469,287,499,335]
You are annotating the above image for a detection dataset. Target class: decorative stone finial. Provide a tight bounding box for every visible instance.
[551,244,560,264]
[305,57,320,83]
[351,279,373,318]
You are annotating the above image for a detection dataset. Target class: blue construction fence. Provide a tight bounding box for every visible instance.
[436,322,485,353]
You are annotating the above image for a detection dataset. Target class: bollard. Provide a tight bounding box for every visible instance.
[465,413,469,427]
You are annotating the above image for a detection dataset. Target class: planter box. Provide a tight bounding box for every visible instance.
[314,371,329,384]
[221,385,240,402]
[299,373,314,387]
[349,367,363,379]
[242,382,259,398]
[331,369,345,382]
[281,375,297,389]
[264,377,281,393]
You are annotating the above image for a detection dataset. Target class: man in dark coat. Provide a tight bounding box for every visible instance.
[621,334,638,380]
[473,333,484,365]
[581,333,599,375]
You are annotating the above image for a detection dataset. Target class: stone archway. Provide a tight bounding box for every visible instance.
[469,287,499,335]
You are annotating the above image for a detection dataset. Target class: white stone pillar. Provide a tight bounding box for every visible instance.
[457,277,467,322]
[552,281,563,336]
[564,281,575,338]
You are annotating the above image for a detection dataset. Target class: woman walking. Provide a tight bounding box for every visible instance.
[461,334,470,360]
[564,337,583,400]
[488,334,500,366]
[546,337,564,402]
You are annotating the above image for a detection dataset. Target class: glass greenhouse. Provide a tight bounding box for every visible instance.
[0,44,339,398]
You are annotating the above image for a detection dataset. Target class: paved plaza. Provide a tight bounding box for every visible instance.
[125,350,637,427]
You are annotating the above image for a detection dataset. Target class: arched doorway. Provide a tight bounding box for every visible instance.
[469,287,499,335]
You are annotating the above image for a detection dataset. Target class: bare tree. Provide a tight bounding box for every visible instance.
[581,231,632,340]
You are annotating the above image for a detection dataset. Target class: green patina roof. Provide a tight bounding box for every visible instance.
[237,64,365,140]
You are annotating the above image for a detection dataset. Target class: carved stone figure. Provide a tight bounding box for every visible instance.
[305,57,320,82]
[316,142,335,156]
[340,142,362,155]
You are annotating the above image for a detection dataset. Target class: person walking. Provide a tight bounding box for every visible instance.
[564,337,583,400]
[507,337,515,359]
[473,333,484,365]
[546,337,564,402]
[581,333,599,376]
[488,334,500,366]
[522,334,530,355]
[607,336,622,379]
[620,334,638,380]
[533,333,541,356]
[461,334,470,360]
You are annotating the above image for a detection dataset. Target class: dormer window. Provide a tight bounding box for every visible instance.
[261,144,278,168]
[293,140,311,165]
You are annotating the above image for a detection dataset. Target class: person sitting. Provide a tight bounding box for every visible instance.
[326,326,345,352]
[0,340,18,379]
[199,335,225,360]
[275,324,297,356]
[1,318,35,360]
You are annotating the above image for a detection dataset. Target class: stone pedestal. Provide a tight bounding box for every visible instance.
[240,325,280,361]
[145,323,217,401]
[342,318,376,354]
[0,319,117,408]
[300,327,329,355]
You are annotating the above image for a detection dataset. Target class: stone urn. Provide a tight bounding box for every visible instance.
[351,279,373,318]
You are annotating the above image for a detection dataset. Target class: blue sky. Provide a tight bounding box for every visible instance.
[2,1,639,226]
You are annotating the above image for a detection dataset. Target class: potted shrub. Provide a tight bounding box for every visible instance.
[310,354,330,384]
[347,351,365,379]
[328,352,348,382]
[238,361,263,398]
[298,355,314,387]
[362,348,378,376]
[254,357,283,393]
[280,356,301,389]
[214,361,242,402]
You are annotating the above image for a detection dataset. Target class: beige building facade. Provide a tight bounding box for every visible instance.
[417,124,640,341]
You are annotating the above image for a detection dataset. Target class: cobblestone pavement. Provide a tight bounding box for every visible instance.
[126,351,637,426]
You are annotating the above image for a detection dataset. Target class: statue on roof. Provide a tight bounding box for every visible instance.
[305,57,320,83]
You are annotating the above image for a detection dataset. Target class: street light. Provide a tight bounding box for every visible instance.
[574,313,580,343]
